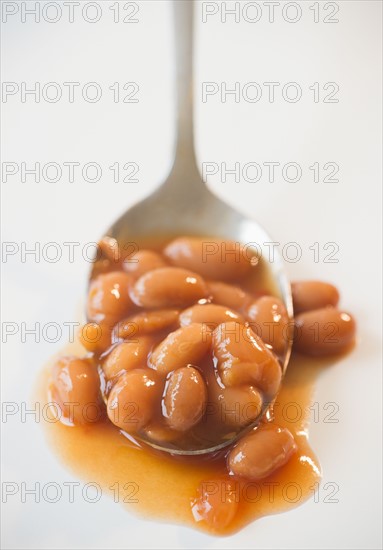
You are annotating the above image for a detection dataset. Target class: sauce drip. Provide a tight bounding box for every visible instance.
[38,348,324,535]
[38,235,349,535]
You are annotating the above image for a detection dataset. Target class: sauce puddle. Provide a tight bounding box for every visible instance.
[38,345,325,535]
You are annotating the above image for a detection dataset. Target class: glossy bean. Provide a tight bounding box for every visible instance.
[113,309,179,341]
[107,368,161,433]
[78,322,112,353]
[208,281,251,310]
[131,267,208,308]
[102,337,153,382]
[294,307,356,356]
[164,237,253,281]
[123,249,167,279]
[210,385,263,428]
[90,237,122,277]
[247,295,289,356]
[179,304,244,329]
[143,422,180,444]
[163,366,207,431]
[191,478,239,531]
[292,281,339,314]
[97,236,121,263]
[150,323,212,375]
[228,425,297,480]
[87,271,133,324]
[213,322,282,396]
[51,356,103,425]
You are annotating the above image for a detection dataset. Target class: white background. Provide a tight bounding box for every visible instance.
[1,1,382,548]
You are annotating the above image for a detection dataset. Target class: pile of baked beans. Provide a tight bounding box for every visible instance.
[50,236,356,527]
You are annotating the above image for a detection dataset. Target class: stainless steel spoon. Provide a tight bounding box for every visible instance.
[92,1,293,455]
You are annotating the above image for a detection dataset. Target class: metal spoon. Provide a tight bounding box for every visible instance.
[91,1,293,455]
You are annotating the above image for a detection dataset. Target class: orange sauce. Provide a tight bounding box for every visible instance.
[37,235,340,535]
[38,348,324,535]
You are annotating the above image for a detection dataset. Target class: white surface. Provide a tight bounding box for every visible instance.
[1,1,382,549]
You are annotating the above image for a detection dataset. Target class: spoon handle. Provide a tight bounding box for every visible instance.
[172,0,198,173]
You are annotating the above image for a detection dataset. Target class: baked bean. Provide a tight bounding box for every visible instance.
[123,249,167,279]
[228,425,297,480]
[191,478,239,530]
[292,281,339,314]
[164,237,253,282]
[107,368,161,433]
[131,267,208,309]
[179,304,244,329]
[51,356,103,425]
[163,366,207,431]
[78,322,112,353]
[87,271,133,324]
[247,295,289,355]
[213,322,282,396]
[91,237,122,277]
[102,338,153,382]
[52,229,357,468]
[294,307,356,356]
[113,309,179,341]
[150,323,212,375]
[210,384,263,428]
[143,423,180,444]
[208,281,250,310]
[97,236,120,263]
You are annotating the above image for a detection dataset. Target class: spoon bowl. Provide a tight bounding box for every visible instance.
[90,1,293,455]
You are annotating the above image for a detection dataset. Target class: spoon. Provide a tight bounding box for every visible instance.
[91,1,293,455]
